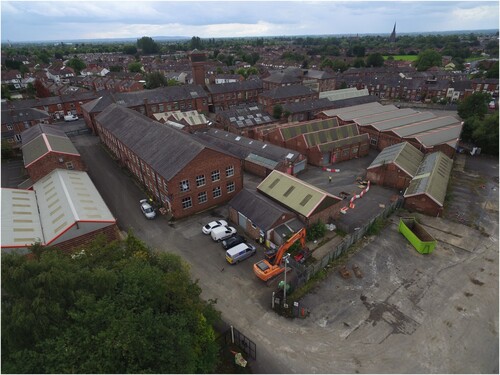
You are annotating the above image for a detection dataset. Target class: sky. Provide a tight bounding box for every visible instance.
[1,1,499,43]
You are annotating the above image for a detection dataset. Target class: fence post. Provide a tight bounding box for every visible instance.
[231,325,234,344]
[271,292,275,309]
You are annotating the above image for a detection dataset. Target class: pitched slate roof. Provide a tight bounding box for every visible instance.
[21,124,80,167]
[228,188,295,230]
[96,104,211,180]
[367,142,424,177]
[404,152,453,207]
[217,104,274,128]
[282,98,335,114]
[2,108,51,124]
[259,85,316,100]
[81,92,116,113]
[193,128,301,165]
[113,84,207,107]
[319,88,369,101]
[206,80,263,94]
[257,170,341,218]
[263,73,301,85]
[316,133,369,152]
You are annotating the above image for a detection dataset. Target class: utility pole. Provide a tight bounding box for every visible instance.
[283,253,290,308]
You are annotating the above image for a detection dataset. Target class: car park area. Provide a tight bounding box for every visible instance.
[71,133,498,373]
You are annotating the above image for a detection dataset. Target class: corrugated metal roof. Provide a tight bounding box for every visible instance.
[229,188,294,230]
[404,152,453,206]
[370,112,436,131]
[355,108,417,125]
[280,118,339,141]
[22,127,80,167]
[21,124,67,145]
[34,169,115,244]
[390,116,460,137]
[412,124,463,147]
[245,153,279,169]
[319,88,369,101]
[1,188,44,248]
[321,102,385,120]
[303,123,359,147]
[96,104,208,180]
[367,142,424,177]
[316,133,369,152]
[257,170,341,217]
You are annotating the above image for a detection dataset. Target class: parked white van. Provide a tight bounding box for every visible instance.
[225,243,256,264]
[210,226,236,242]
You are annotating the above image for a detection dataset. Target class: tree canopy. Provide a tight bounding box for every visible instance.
[66,57,86,74]
[458,91,491,120]
[145,71,168,89]
[1,234,221,373]
[137,36,159,54]
[365,53,385,67]
[415,49,442,71]
[127,61,143,73]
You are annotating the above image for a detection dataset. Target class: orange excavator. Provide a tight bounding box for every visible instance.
[253,228,307,281]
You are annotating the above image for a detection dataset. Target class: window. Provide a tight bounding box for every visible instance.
[159,104,164,112]
[182,197,192,209]
[6,124,13,130]
[211,170,220,182]
[179,179,190,192]
[370,137,378,146]
[226,165,234,177]
[196,174,206,187]
[198,191,207,204]
[227,181,235,193]
[213,186,221,199]
[14,134,22,143]
[342,149,350,158]
[163,180,168,192]
[66,161,74,170]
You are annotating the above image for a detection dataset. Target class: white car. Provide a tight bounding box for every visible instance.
[140,199,156,219]
[64,114,79,122]
[202,219,228,234]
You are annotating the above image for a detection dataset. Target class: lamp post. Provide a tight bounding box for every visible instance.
[283,253,290,308]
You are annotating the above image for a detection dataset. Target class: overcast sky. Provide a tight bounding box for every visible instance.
[1,1,499,43]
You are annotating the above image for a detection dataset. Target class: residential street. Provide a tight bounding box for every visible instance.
[73,133,498,373]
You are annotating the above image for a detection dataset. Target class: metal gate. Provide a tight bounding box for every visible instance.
[220,326,257,360]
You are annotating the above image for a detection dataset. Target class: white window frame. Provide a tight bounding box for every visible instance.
[211,170,220,182]
[179,179,190,192]
[198,191,207,204]
[213,186,221,199]
[227,181,235,193]
[181,197,192,209]
[196,174,206,187]
[226,165,234,177]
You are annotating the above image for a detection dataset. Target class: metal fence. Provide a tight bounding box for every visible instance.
[218,326,257,360]
[290,196,403,288]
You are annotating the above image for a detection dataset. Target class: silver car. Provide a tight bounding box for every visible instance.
[140,199,156,219]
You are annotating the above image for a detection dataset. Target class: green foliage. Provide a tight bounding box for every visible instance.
[235,67,258,79]
[350,45,366,57]
[1,139,14,159]
[273,104,283,119]
[123,45,137,55]
[167,79,180,86]
[485,61,499,79]
[127,61,143,73]
[415,49,442,71]
[306,221,327,242]
[2,234,221,373]
[145,71,167,89]
[109,65,123,72]
[458,92,491,120]
[366,218,385,236]
[365,53,385,67]
[5,59,23,70]
[1,84,11,100]
[66,57,86,74]
[467,112,499,155]
[281,51,305,63]
[353,58,366,68]
[137,36,159,54]
[190,36,203,50]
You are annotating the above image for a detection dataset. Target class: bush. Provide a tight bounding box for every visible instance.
[306,221,326,242]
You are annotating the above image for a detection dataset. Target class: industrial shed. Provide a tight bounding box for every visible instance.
[262,117,339,146]
[366,142,424,190]
[286,123,370,166]
[257,170,343,225]
[1,169,118,253]
[403,152,453,216]
[228,188,299,246]
[21,124,86,184]
[194,129,307,176]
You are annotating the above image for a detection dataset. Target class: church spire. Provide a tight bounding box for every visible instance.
[389,22,397,42]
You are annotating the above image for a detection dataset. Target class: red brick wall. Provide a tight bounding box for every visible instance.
[168,148,243,219]
[51,224,120,253]
[27,153,87,182]
[404,195,442,217]
[366,164,412,190]
[308,199,344,225]
[243,161,268,177]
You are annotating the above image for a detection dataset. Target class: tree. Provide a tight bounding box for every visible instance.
[351,45,366,57]
[353,58,366,68]
[471,111,499,155]
[33,79,51,98]
[66,57,86,74]
[189,36,203,50]
[365,53,385,67]
[109,65,123,72]
[137,36,159,54]
[128,61,143,73]
[458,92,491,120]
[486,62,499,79]
[1,234,221,373]
[415,49,442,71]
[123,45,137,55]
[145,71,167,89]
[273,104,283,119]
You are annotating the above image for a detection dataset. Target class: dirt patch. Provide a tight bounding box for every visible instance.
[456,306,466,312]
[470,277,485,286]
[464,292,474,297]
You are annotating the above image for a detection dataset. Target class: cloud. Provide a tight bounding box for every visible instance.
[1,1,498,42]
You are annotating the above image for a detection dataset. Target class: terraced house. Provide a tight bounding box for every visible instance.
[95,104,243,219]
